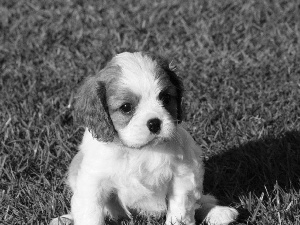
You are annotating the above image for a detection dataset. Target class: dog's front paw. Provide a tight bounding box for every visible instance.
[204,206,238,225]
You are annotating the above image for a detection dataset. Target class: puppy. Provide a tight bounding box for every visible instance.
[61,52,238,225]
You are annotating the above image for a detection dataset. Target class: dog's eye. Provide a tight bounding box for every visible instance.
[119,103,133,114]
[160,93,172,105]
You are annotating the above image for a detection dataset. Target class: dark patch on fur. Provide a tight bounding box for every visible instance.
[108,88,140,130]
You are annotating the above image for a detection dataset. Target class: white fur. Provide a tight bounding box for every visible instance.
[63,52,238,225]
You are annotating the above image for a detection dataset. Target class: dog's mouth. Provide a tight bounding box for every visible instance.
[139,136,168,149]
[119,134,171,150]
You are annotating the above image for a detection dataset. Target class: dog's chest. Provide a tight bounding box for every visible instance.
[116,151,174,213]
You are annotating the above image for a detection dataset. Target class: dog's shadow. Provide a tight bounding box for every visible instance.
[203,130,300,224]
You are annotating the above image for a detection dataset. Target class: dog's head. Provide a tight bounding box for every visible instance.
[74,52,183,148]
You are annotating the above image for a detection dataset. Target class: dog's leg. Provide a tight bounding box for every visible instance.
[71,172,106,225]
[165,172,200,225]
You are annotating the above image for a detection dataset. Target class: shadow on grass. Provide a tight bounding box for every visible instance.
[203,130,300,223]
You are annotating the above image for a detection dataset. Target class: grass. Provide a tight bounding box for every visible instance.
[0,0,300,224]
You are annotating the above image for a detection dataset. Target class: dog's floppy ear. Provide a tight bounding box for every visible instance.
[164,62,184,123]
[74,75,115,142]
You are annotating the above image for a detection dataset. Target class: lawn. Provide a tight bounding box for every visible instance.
[1,0,300,224]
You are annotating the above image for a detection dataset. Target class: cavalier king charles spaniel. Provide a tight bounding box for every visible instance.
[51,52,238,225]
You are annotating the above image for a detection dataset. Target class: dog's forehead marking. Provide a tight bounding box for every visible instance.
[114,52,165,97]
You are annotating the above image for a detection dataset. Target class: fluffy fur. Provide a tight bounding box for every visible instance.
[57,52,238,225]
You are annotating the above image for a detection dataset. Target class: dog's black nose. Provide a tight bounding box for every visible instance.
[147,118,161,134]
